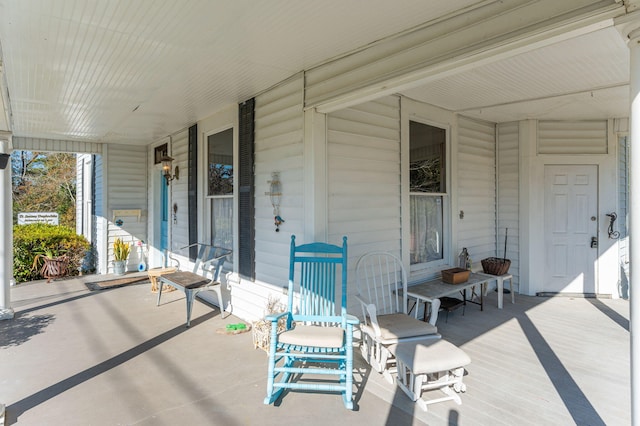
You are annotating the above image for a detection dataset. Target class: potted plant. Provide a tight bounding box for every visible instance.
[32,248,69,283]
[112,238,131,275]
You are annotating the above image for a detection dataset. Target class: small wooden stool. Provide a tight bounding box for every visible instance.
[147,267,178,292]
[392,339,471,412]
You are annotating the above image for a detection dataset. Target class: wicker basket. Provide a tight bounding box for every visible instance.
[252,318,288,353]
[481,257,511,276]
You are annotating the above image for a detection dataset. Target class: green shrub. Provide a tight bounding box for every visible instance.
[13,223,91,283]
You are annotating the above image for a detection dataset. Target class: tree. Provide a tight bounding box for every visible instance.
[11,151,77,227]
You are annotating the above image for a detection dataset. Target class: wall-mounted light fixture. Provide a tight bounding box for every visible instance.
[0,153,10,170]
[160,155,179,185]
[266,172,284,232]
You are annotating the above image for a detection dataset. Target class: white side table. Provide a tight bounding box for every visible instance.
[478,273,514,309]
[496,274,514,309]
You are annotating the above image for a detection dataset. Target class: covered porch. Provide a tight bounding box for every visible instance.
[0,1,637,423]
[0,276,629,425]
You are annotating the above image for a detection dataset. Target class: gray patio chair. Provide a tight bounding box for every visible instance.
[157,244,232,325]
[355,251,440,383]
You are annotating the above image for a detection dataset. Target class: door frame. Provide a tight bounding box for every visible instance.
[149,143,170,269]
[520,119,619,297]
[542,164,599,294]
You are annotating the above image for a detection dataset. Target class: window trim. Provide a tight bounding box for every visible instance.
[401,106,452,276]
[203,125,235,249]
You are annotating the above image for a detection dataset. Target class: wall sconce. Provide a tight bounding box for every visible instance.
[266,172,284,232]
[160,155,179,185]
[0,153,10,170]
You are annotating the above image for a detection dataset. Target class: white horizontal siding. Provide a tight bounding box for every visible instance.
[13,137,102,154]
[618,134,629,297]
[168,129,190,251]
[327,95,401,313]
[497,121,520,289]
[106,144,148,273]
[232,75,305,321]
[537,120,607,154]
[457,116,496,268]
[95,154,106,274]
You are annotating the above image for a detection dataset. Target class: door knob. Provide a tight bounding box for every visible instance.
[590,237,598,248]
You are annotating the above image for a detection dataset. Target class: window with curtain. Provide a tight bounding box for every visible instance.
[207,128,234,249]
[409,121,447,265]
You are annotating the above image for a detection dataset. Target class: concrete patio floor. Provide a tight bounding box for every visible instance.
[0,274,630,425]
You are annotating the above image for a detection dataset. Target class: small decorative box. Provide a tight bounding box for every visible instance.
[441,268,470,284]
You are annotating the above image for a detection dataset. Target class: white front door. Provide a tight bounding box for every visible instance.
[543,165,598,294]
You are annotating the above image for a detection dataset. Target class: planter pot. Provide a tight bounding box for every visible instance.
[40,257,69,283]
[113,260,127,276]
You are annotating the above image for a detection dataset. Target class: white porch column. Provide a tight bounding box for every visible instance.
[632,29,640,426]
[303,108,328,242]
[617,10,640,426]
[0,132,13,321]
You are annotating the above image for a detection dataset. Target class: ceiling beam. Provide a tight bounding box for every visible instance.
[309,0,625,114]
[455,83,629,113]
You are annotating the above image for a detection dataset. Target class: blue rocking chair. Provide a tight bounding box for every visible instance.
[264,235,359,409]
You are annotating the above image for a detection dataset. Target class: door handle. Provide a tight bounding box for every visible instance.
[590,237,598,248]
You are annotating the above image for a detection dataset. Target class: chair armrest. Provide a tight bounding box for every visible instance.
[201,248,232,284]
[355,293,382,335]
[363,303,382,336]
[166,244,202,270]
[355,294,376,325]
[176,243,203,251]
[265,311,289,322]
[345,314,359,326]
[265,312,293,337]
[343,314,359,335]
[201,247,232,271]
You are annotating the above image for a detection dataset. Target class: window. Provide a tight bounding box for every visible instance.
[207,128,234,249]
[409,121,447,266]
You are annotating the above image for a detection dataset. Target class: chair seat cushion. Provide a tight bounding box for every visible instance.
[278,325,345,348]
[393,339,471,375]
[363,313,438,341]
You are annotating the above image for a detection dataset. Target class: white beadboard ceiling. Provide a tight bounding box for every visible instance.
[401,26,630,122]
[0,0,632,146]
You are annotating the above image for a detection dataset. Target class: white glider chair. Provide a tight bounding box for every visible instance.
[355,251,440,383]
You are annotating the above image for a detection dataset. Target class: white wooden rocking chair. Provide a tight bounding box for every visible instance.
[355,251,440,383]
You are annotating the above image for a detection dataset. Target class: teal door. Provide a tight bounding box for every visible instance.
[160,172,169,261]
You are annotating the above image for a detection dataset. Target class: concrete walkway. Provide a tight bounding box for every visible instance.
[0,274,630,425]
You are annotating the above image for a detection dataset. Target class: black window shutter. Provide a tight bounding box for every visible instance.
[188,123,198,261]
[238,98,255,280]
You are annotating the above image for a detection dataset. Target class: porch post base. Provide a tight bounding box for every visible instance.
[0,308,14,321]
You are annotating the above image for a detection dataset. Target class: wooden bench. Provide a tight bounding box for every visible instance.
[148,267,178,292]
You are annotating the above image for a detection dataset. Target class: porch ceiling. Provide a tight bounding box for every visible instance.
[400,26,630,122]
[0,0,632,146]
